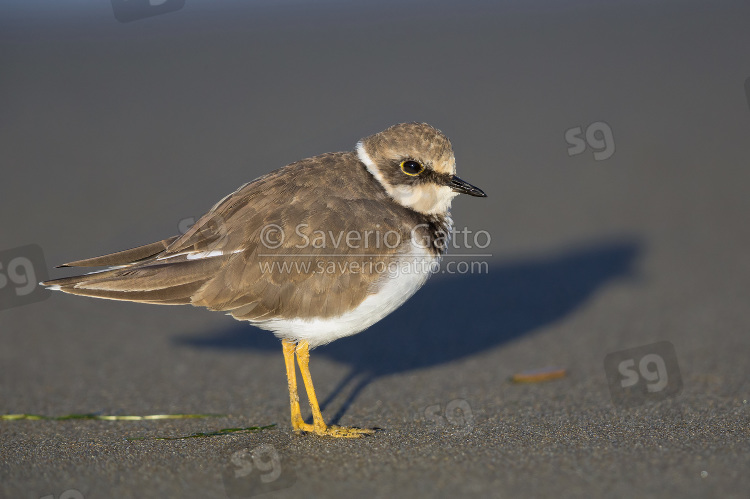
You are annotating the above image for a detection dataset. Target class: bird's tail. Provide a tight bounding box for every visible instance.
[41,236,222,305]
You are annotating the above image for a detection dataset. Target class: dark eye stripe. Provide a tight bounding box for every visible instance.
[400,160,425,176]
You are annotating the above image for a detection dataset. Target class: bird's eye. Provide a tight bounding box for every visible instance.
[400,160,425,176]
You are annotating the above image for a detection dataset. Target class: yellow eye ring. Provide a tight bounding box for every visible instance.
[400,160,425,176]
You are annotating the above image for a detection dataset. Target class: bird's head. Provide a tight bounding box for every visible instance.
[356,122,486,215]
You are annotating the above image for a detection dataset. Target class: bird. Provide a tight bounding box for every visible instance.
[42,122,487,437]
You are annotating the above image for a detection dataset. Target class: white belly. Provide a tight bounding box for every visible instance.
[250,248,438,348]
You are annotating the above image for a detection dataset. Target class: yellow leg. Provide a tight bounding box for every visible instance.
[281,339,313,433]
[293,340,375,438]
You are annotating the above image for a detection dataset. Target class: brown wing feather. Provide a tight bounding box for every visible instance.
[58,281,206,305]
[43,256,228,304]
[58,236,179,267]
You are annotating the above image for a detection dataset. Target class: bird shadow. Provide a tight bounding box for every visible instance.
[174,239,641,424]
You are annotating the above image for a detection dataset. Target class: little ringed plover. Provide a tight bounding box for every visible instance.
[43,122,487,437]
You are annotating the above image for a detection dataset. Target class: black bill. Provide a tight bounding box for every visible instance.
[449,175,487,197]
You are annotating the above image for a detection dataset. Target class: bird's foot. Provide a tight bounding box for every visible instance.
[293,421,375,438]
[316,425,375,438]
